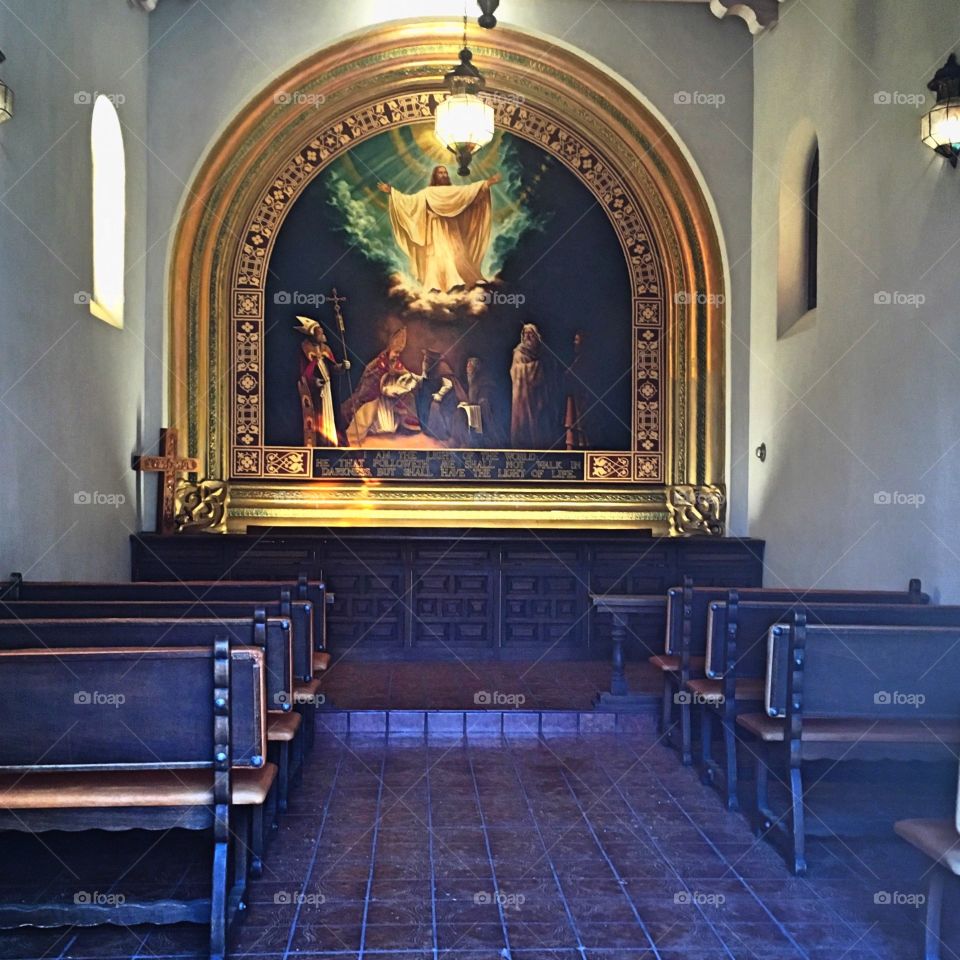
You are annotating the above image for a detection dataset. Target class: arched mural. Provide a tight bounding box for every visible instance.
[168,19,726,533]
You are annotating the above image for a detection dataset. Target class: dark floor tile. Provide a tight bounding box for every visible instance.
[287,922,363,952]
[360,923,434,949]
[576,920,655,948]
[645,919,729,951]
[436,922,507,950]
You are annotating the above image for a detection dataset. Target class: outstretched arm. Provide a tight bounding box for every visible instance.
[377,182,392,193]
[485,172,502,188]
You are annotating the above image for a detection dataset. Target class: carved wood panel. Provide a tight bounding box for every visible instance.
[131,533,765,661]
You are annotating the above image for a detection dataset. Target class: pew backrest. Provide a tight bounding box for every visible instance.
[767,620,960,721]
[2,574,327,655]
[0,644,267,770]
[297,573,329,651]
[0,599,312,682]
[663,579,927,657]
[3,575,295,603]
[0,616,293,714]
[706,601,960,680]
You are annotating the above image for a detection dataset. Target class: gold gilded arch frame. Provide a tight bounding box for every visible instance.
[169,19,725,534]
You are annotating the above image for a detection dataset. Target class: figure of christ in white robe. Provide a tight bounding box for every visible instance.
[379,166,500,294]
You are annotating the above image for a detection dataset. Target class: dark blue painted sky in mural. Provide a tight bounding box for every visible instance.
[264,127,633,453]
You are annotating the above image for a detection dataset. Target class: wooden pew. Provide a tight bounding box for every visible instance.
[0,614,302,819]
[895,762,960,960]
[695,599,960,811]
[737,617,960,875]
[1,573,331,670]
[0,640,275,960]
[651,577,927,763]
[0,598,323,751]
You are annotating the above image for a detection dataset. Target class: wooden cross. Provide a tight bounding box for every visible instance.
[133,428,200,535]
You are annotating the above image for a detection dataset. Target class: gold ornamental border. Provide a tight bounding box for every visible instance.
[230,92,666,484]
[168,19,726,534]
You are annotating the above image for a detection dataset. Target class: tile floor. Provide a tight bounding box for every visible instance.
[319,660,661,711]
[3,714,955,960]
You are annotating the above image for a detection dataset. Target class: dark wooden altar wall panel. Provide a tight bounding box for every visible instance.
[131,532,764,661]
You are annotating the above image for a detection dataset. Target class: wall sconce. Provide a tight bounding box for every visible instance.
[922,52,960,167]
[0,51,13,125]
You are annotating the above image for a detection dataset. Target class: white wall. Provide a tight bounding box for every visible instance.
[0,3,149,579]
[142,0,755,533]
[750,0,960,598]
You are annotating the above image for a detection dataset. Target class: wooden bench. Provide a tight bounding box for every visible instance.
[0,640,275,960]
[737,618,960,875]
[895,762,960,960]
[652,577,927,764]
[0,597,324,751]
[1,574,331,671]
[696,598,960,811]
[0,614,302,818]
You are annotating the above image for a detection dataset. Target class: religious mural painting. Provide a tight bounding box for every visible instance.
[233,103,665,485]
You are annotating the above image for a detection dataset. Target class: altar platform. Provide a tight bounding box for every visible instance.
[319,659,661,711]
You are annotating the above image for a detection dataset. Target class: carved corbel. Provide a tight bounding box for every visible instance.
[709,0,784,34]
[175,478,229,533]
[668,484,726,536]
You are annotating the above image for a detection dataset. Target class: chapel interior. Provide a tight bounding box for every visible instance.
[1,1,960,959]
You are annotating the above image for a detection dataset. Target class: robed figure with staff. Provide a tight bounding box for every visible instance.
[294,315,351,447]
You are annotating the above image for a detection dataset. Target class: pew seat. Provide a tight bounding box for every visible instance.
[895,761,960,960]
[650,654,705,673]
[0,765,276,808]
[738,713,960,746]
[268,712,302,741]
[295,676,323,701]
[687,676,763,704]
[895,818,960,874]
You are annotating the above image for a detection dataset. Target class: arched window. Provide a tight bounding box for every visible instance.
[805,146,819,312]
[90,95,125,328]
[777,122,818,337]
